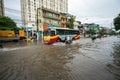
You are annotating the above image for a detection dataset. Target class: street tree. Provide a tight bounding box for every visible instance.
[0,16,19,30]
[108,30,116,35]
[86,29,96,35]
[114,14,120,31]
[66,16,75,29]
[99,28,106,36]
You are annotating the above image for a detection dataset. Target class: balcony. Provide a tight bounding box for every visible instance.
[42,8,61,21]
[43,15,61,21]
[61,16,66,19]
[42,7,60,15]
[61,20,66,23]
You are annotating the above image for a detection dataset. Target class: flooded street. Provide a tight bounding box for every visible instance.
[0,36,120,80]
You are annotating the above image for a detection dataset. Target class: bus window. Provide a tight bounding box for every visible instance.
[56,29,80,35]
[72,30,79,34]
[56,29,64,35]
[76,31,80,34]
[65,30,69,35]
[50,31,55,36]
[69,30,73,35]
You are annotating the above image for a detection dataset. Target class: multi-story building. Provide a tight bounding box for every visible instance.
[60,13,66,28]
[0,0,4,16]
[37,7,61,31]
[21,0,68,30]
[74,21,81,30]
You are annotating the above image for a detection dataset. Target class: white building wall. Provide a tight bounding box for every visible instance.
[21,0,68,28]
[74,22,80,30]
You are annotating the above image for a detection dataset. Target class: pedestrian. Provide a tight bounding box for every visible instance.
[98,34,102,39]
[65,35,72,44]
[90,34,96,42]
[33,32,37,40]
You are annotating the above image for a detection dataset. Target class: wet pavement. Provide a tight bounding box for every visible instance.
[0,36,120,80]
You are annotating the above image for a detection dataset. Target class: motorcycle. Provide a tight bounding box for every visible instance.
[65,36,72,44]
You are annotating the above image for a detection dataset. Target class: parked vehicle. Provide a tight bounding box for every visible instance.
[0,30,26,41]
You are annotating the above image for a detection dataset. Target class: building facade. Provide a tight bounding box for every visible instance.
[37,8,61,31]
[21,0,68,30]
[73,21,81,30]
[0,0,4,16]
[60,13,67,28]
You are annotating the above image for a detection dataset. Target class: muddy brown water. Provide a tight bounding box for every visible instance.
[0,36,120,80]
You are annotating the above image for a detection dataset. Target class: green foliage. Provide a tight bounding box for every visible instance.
[0,16,19,30]
[86,29,96,35]
[114,14,120,31]
[67,16,75,29]
[0,27,12,30]
[99,28,106,36]
[20,27,24,30]
[108,30,116,35]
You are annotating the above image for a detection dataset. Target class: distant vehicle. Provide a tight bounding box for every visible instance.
[103,35,107,37]
[95,34,98,38]
[43,27,80,44]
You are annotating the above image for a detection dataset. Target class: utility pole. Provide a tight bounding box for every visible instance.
[37,8,39,31]
[36,8,39,40]
[36,7,44,42]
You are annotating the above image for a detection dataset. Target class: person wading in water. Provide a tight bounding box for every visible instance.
[90,34,96,42]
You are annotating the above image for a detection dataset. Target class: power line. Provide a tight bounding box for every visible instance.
[5,7,21,13]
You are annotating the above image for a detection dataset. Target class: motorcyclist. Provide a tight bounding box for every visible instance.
[65,35,72,44]
[90,34,96,42]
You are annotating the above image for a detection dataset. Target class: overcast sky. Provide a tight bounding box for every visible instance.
[4,0,120,28]
[69,0,120,27]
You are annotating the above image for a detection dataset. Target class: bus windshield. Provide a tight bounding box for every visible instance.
[43,29,55,36]
[43,29,51,36]
[50,31,55,36]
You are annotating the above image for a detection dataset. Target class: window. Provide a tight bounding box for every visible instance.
[56,29,64,35]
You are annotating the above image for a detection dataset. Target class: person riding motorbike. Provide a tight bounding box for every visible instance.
[65,35,72,44]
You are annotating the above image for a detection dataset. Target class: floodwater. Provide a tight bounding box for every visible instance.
[0,36,120,80]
